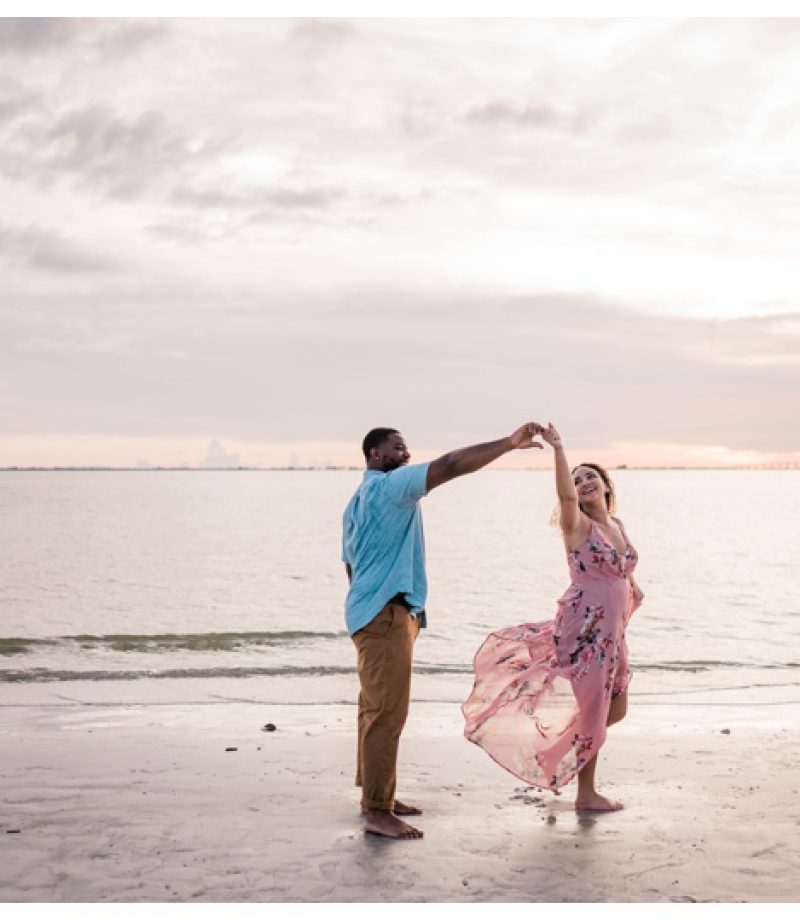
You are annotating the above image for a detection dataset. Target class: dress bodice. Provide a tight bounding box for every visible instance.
[567,518,638,583]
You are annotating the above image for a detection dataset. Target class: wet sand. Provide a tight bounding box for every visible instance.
[1,673,799,902]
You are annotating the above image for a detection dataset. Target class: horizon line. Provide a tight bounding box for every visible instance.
[2,464,799,472]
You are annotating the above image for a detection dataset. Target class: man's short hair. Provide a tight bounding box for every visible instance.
[362,427,399,461]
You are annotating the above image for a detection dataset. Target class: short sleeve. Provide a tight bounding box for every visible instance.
[384,462,429,506]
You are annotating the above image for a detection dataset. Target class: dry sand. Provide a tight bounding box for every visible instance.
[1,673,799,903]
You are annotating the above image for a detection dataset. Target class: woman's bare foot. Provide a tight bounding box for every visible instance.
[574,792,623,812]
[364,809,423,839]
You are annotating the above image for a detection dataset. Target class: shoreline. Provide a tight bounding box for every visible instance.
[2,675,799,902]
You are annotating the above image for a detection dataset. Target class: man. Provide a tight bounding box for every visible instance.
[342,422,543,839]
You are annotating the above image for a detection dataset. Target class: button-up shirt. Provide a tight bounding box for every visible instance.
[342,463,430,635]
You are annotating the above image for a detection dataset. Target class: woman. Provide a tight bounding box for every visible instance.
[462,423,643,811]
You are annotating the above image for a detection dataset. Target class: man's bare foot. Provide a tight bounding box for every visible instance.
[392,799,423,816]
[574,792,623,812]
[364,809,423,839]
[360,799,423,817]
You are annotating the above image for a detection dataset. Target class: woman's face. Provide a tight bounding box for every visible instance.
[573,466,607,505]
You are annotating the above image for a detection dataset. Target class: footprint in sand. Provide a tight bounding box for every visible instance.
[318,861,338,881]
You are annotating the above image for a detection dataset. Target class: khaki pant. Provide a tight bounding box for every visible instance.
[352,599,420,811]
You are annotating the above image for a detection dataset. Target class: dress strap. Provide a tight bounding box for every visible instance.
[611,515,631,550]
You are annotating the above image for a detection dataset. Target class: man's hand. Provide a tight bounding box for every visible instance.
[509,422,545,450]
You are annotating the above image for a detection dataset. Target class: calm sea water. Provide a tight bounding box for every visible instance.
[1,470,798,697]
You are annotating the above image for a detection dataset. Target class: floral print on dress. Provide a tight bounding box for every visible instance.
[462,517,639,791]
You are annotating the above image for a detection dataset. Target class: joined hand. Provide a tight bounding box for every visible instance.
[510,422,545,450]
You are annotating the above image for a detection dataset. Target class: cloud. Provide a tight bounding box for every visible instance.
[0,18,84,54]
[461,101,586,133]
[160,178,436,237]
[170,182,346,213]
[689,315,800,368]
[0,222,121,274]
[0,77,40,125]
[398,94,446,139]
[94,20,172,58]
[151,180,352,242]
[3,283,797,454]
[200,439,240,469]
[41,106,226,198]
[0,18,170,58]
[1,19,799,466]
[0,100,234,199]
[237,293,800,454]
[287,19,357,56]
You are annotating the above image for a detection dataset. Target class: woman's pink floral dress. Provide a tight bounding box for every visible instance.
[462,516,640,791]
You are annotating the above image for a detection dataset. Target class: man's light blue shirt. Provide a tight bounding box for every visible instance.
[342,463,430,636]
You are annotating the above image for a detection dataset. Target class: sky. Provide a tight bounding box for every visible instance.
[1,14,799,468]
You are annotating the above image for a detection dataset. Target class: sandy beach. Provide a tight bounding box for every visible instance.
[1,672,799,903]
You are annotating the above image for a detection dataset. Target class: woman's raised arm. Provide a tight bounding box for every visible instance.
[541,423,584,544]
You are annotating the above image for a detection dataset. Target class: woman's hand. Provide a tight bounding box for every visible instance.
[540,422,563,450]
[631,582,644,608]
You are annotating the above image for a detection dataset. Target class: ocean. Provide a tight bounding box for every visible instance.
[1,470,798,702]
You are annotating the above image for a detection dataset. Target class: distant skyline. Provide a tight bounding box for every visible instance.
[1,16,799,469]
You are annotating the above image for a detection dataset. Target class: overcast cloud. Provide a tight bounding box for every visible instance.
[0,17,798,467]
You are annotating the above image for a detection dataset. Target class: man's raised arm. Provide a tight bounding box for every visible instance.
[425,422,543,492]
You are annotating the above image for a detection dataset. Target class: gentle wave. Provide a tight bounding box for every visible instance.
[406,660,799,675]
[0,665,355,682]
[635,660,799,672]
[2,660,799,683]
[0,630,348,656]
